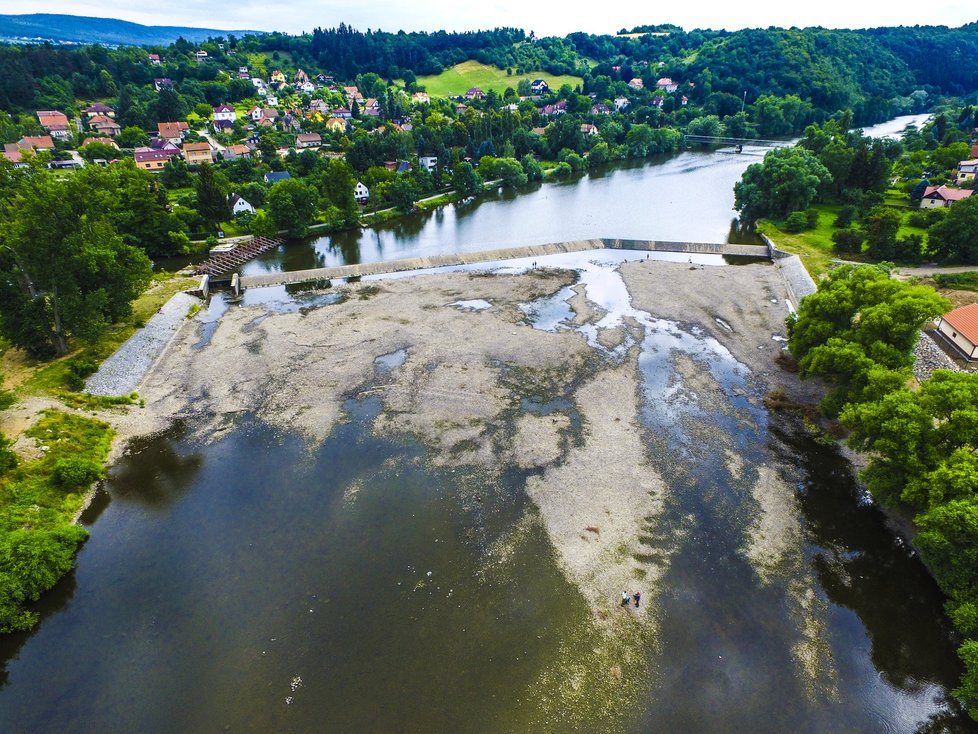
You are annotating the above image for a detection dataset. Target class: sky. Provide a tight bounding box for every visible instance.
[8,0,978,36]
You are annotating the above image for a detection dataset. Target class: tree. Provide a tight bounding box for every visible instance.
[387,177,418,214]
[78,141,119,163]
[928,196,978,263]
[491,157,528,188]
[194,163,229,227]
[0,169,152,357]
[266,178,318,236]
[451,162,483,199]
[734,146,833,222]
[115,126,150,149]
[863,206,903,260]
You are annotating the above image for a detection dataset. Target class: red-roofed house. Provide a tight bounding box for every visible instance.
[19,135,55,151]
[36,110,71,139]
[148,53,161,65]
[2,143,24,165]
[921,185,974,208]
[88,115,121,137]
[158,121,189,143]
[936,303,978,360]
[655,78,678,92]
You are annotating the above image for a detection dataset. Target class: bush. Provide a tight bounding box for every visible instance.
[552,162,572,177]
[907,207,947,229]
[831,228,864,254]
[0,434,16,476]
[52,457,105,487]
[833,205,856,228]
[782,211,810,233]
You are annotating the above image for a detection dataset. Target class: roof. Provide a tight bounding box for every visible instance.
[296,133,321,142]
[82,137,117,147]
[226,144,251,155]
[923,185,974,202]
[213,104,235,113]
[37,110,68,127]
[84,103,113,113]
[158,121,189,138]
[182,142,211,153]
[264,171,292,183]
[958,159,978,167]
[2,143,22,163]
[134,147,178,162]
[942,303,978,345]
[19,135,55,150]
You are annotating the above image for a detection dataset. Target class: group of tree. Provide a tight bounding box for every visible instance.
[787,263,978,717]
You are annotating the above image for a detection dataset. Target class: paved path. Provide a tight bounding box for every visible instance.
[86,292,200,396]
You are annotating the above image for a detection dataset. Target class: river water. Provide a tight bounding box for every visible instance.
[3,113,969,733]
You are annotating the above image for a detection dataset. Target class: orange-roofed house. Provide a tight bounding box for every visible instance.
[19,135,55,151]
[158,121,190,144]
[182,141,213,165]
[36,110,71,139]
[936,303,978,360]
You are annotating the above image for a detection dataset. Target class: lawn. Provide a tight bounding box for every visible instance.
[416,61,582,98]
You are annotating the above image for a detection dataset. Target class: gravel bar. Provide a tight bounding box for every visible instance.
[86,292,200,397]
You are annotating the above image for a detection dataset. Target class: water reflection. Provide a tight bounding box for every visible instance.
[107,421,203,509]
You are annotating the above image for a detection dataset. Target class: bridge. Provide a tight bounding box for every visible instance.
[684,135,794,149]
[237,238,770,290]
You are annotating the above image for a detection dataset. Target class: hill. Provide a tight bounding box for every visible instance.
[417,61,582,97]
[0,13,262,46]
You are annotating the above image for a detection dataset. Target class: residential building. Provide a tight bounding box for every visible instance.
[2,143,25,166]
[920,185,974,208]
[412,92,430,104]
[224,144,253,160]
[213,104,237,123]
[354,181,370,203]
[955,159,978,185]
[614,96,630,112]
[655,77,679,92]
[81,137,118,148]
[229,193,256,216]
[590,103,610,115]
[148,53,161,64]
[580,123,599,136]
[36,110,70,139]
[936,303,978,360]
[465,87,486,100]
[88,115,121,137]
[134,146,179,170]
[18,135,55,151]
[344,86,363,102]
[296,132,322,148]
[418,156,437,172]
[158,121,189,143]
[332,108,352,119]
[264,171,292,184]
[195,50,208,62]
[154,78,174,91]
[83,103,114,118]
[325,118,348,132]
[270,70,286,83]
[182,141,214,165]
[628,78,644,90]
[530,79,550,94]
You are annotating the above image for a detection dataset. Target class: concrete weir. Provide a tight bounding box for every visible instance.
[238,239,770,289]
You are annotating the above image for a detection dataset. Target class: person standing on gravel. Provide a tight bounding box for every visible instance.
[621,591,630,607]
[633,591,641,608]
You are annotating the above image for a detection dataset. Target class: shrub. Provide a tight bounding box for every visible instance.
[0,434,16,476]
[552,162,572,177]
[833,205,856,228]
[805,209,820,229]
[907,207,947,229]
[831,228,864,254]
[52,457,105,487]
[782,211,810,233]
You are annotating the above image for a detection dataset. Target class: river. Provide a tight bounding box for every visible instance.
[3,113,970,733]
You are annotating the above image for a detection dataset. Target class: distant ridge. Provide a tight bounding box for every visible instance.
[0,13,264,46]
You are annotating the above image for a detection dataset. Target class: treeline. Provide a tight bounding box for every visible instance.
[3,23,978,123]
[787,264,978,718]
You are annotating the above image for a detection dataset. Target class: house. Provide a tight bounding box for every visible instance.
[264,171,292,184]
[195,50,208,62]
[590,103,610,115]
[88,115,121,136]
[652,97,665,109]
[148,53,161,65]
[681,95,689,106]
[36,110,70,139]
[465,87,485,100]
[316,74,333,84]
[182,141,213,165]
[296,132,322,148]
[530,79,549,94]
[956,159,978,185]
[614,96,630,112]
[154,78,174,91]
[343,86,363,102]
[18,135,55,151]
[213,104,237,123]
[418,155,437,172]
[249,106,279,122]
[971,142,978,158]
[229,193,256,216]
[412,92,430,104]
[920,185,974,208]
[655,77,679,93]
[540,101,567,116]
[294,69,310,85]
[83,103,114,118]
[298,81,316,94]
[2,143,25,166]
[332,108,352,119]
[282,112,301,132]
[270,70,286,83]
[384,160,412,173]
[223,144,253,160]
[580,123,599,136]
[134,146,179,170]
[158,121,189,143]
[936,303,978,360]
[628,78,644,90]
[325,117,348,132]
[455,103,468,114]
[251,77,265,89]
[266,95,279,107]
[354,181,370,203]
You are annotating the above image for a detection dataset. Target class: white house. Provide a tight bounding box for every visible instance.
[920,185,974,208]
[936,303,978,360]
[229,194,256,216]
[956,159,978,185]
[614,96,630,112]
[418,156,438,172]
[266,95,279,107]
[655,77,679,93]
[354,181,370,204]
[213,104,236,123]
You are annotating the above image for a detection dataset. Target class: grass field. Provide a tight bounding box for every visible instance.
[416,61,582,98]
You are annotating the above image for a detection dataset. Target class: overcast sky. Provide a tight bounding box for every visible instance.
[11,0,978,36]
